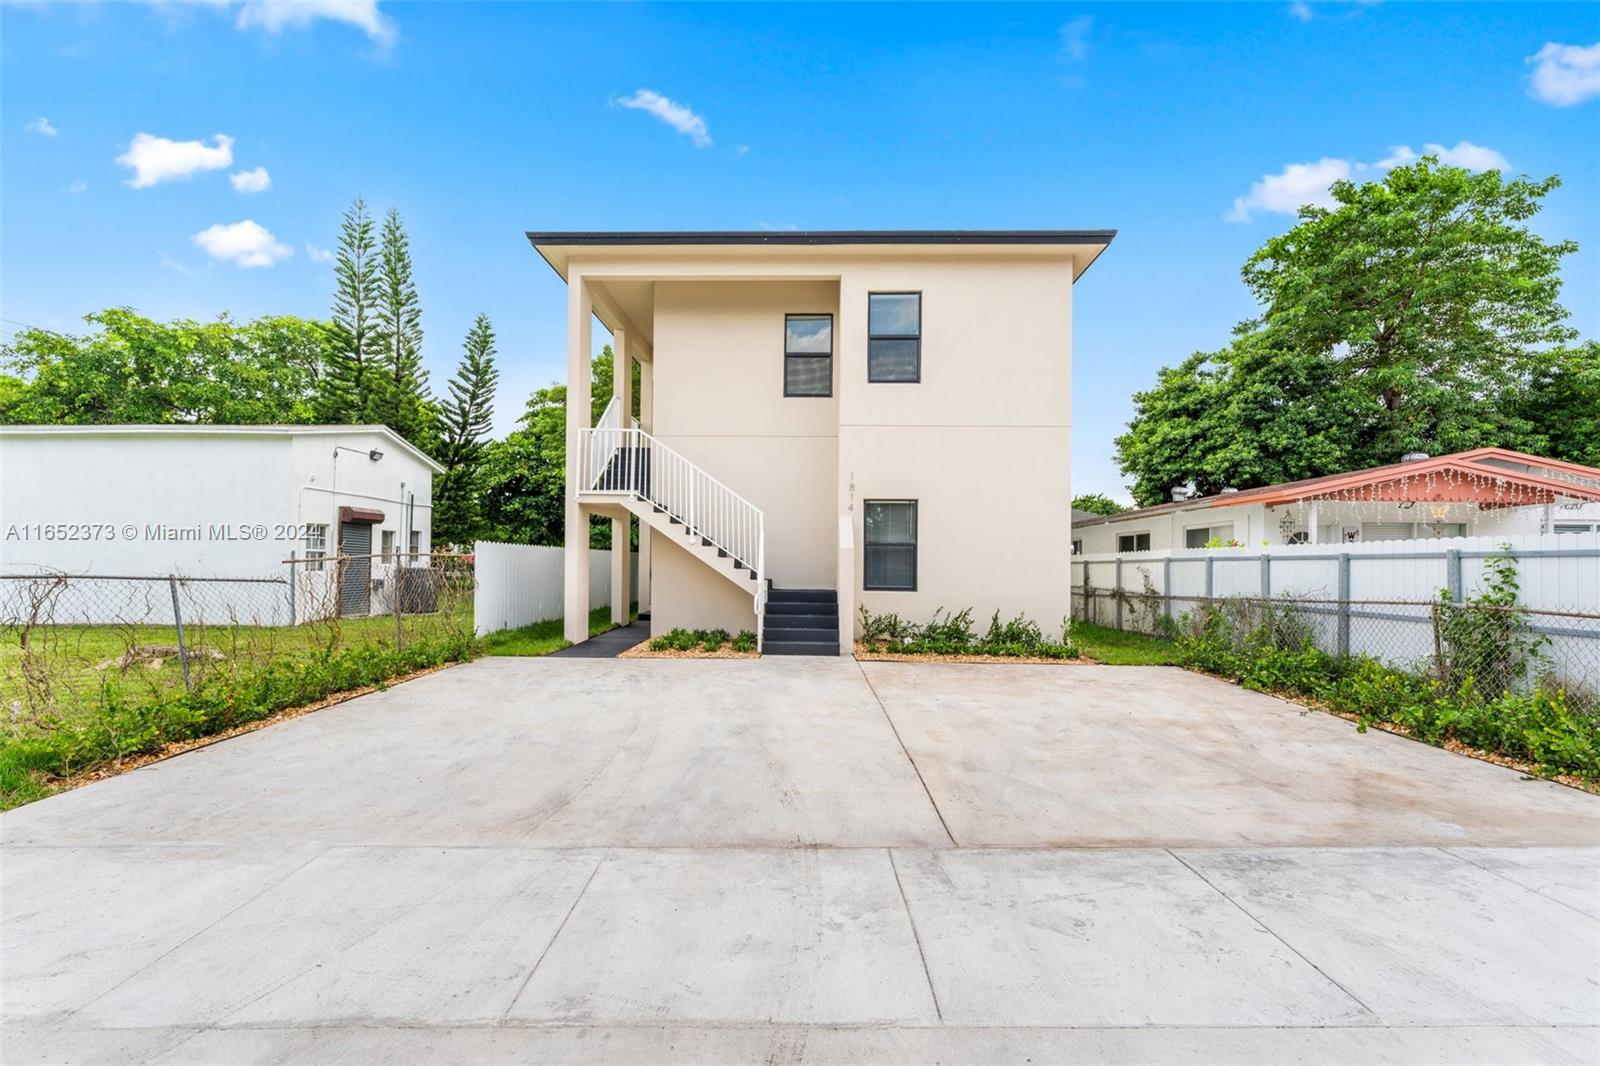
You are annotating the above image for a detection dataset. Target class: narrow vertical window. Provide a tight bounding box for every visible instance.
[305,523,328,571]
[867,292,921,382]
[784,314,833,397]
[864,500,917,591]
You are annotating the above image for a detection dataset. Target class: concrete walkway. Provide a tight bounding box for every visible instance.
[549,620,649,658]
[3,658,1596,1064]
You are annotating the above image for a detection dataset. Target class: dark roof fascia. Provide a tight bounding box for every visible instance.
[526,229,1117,247]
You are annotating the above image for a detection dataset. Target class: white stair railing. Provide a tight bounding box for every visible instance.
[578,415,767,640]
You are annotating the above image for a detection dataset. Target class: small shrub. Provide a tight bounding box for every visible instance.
[649,628,700,652]
[731,630,757,653]
[700,628,731,652]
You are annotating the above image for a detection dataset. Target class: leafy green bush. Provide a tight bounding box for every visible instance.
[647,627,752,654]
[649,628,699,652]
[857,605,1077,659]
[0,632,475,810]
[731,630,757,653]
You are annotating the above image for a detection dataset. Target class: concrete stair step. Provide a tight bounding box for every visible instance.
[762,640,840,656]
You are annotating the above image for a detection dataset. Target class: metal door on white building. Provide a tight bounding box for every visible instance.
[339,522,372,616]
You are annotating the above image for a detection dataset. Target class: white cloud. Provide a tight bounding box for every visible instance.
[1059,15,1093,62]
[305,243,335,263]
[1527,41,1600,107]
[1288,1,1314,22]
[25,116,57,137]
[235,0,395,45]
[1227,141,1510,222]
[230,166,271,193]
[117,132,234,188]
[191,220,291,268]
[66,179,88,194]
[616,89,711,147]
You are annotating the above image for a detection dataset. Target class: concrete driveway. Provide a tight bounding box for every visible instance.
[4,658,1597,1064]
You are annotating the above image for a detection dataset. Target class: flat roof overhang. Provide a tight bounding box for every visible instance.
[526,229,1117,283]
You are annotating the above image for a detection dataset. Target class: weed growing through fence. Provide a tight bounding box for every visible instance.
[1434,546,1549,697]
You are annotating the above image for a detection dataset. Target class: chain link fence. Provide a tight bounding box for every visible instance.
[1074,584,1600,701]
[1,553,475,725]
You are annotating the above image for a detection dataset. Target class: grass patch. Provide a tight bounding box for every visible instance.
[1069,622,1183,665]
[479,606,633,657]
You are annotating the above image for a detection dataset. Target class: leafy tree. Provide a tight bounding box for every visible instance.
[477,344,633,548]
[1071,493,1127,516]
[1241,158,1576,459]
[433,314,500,546]
[1116,158,1587,505]
[318,197,382,423]
[1507,343,1600,467]
[371,207,433,449]
[1,309,326,425]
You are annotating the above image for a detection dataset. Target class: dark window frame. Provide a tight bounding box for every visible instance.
[783,312,834,398]
[863,498,918,592]
[867,291,922,384]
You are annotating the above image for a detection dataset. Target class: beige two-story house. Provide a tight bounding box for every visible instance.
[529,230,1114,654]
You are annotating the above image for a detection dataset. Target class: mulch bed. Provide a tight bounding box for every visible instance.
[618,640,758,659]
[854,641,1093,665]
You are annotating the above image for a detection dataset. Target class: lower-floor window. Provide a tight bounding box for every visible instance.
[864,500,917,591]
[381,529,396,561]
[1184,523,1235,548]
[1117,531,1151,553]
[305,523,328,571]
[408,530,421,561]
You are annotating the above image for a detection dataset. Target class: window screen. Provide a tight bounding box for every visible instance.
[864,500,917,590]
[868,293,921,382]
[784,314,832,397]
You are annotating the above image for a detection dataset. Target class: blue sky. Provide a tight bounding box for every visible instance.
[4,2,1598,501]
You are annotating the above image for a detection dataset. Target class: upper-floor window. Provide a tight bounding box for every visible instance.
[868,292,921,383]
[784,314,833,397]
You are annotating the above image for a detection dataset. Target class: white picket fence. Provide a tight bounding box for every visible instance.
[472,542,638,637]
[1071,531,1600,687]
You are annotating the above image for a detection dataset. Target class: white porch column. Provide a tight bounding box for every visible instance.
[636,357,653,614]
[611,329,632,625]
[563,276,593,645]
[1308,500,1320,544]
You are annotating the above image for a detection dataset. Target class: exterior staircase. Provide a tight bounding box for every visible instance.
[579,397,769,644]
[762,588,840,656]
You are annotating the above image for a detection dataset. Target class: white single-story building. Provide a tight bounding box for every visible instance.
[0,425,441,622]
[1075,448,1600,554]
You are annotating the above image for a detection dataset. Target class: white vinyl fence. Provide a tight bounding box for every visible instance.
[1072,532,1600,689]
[473,542,639,637]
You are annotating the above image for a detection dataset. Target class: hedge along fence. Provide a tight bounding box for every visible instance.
[0,555,479,809]
[1169,552,1600,783]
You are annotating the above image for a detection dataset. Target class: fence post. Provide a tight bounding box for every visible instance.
[394,560,405,652]
[1204,556,1215,602]
[1260,554,1271,601]
[1162,556,1172,621]
[1114,558,1124,631]
[168,574,192,692]
[287,550,297,626]
[1336,552,1351,657]
[1445,548,1463,602]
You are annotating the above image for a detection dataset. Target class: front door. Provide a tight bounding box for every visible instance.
[338,522,372,617]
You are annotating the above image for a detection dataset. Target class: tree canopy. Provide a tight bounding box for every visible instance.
[1,309,329,425]
[1114,158,1590,506]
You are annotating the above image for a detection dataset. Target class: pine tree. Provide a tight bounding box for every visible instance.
[433,314,499,545]
[371,207,431,447]
[316,197,380,422]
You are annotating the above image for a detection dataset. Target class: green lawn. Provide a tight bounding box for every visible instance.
[479,606,636,656]
[1069,621,1183,665]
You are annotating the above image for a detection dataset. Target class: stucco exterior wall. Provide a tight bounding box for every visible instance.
[566,248,1089,640]
[0,428,435,578]
[649,531,759,635]
[650,280,840,624]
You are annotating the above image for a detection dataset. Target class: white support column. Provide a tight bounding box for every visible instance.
[1308,500,1320,544]
[636,357,653,615]
[835,275,858,654]
[563,276,593,645]
[611,328,631,625]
